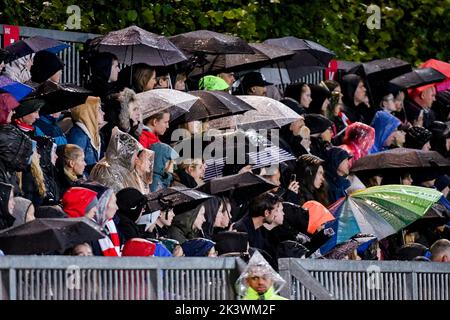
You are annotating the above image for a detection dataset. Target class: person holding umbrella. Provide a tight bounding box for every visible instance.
[166,203,207,244]
[117,63,157,93]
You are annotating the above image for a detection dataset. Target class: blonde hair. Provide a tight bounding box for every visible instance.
[30,151,46,197]
[63,144,84,181]
[299,125,310,139]
[177,158,203,171]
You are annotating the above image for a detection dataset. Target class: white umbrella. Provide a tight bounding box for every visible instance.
[135,89,199,121]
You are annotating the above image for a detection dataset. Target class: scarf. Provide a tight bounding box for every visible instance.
[15,119,35,133]
[99,219,121,256]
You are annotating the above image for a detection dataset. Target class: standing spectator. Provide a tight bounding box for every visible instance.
[86,52,120,99]
[341,74,373,124]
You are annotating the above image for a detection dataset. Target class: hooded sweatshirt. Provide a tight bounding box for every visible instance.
[369,111,401,154]
[166,205,204,244]
[341,74,373,124]
[325,147,352,203]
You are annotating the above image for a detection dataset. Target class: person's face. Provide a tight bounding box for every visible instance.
[73,244,93,256]
[300,132,311,151]
[109,60,120,83]
[301,85,312,108]
[71,153,86,176]
[354,81,367,104]
[401,174,413,186]
[173,245,184,257]
[187,121,202,135]
[246,275,273,295]
[214,202,231,228]
[51,112,62,119]
[320,128,333,142]
[25,204,35,222]
[207,247,218,257]
[135,151,152,175]
[382,94,396,112]
[128,101,141,125]
[49,70,62,83]
[422,141,431,151]
[337,158,350,176]
[421,86,436,108]
[159,209,175,226]
[264,202,282,224]
[97,104,105,127]
[221,73,235,86]
[313,165,325,189]
[105,193,118,221]
[192,206,206,231]
[152,113,170,136]
[188,162,206,182]
[144,72,157,91]
[273,203,284,226]
[250,86,267,96]
[21,111,40,125]
[394,92,405,112]
[393,130,406,146]
[290,118,304,136]
[8,191,15,214]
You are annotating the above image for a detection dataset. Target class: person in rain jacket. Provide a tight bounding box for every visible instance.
[89,127,145,193]
[150,142,179,192]
[0,182,16,230]
[341,74,373,124]
[324,147,352,203]
[34,112,67,146]
[339,122,375,167]
[67,96,104,175]
[166,204,206,244]
[369,110,402,154]
[0,93,19,125]
[181,238,217,257]
[237,251,287,300]
[115,187,148,242]
[0,125,33,193]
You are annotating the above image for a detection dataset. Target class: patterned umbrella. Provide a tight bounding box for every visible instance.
[93,26,187,66]
[320,185,442,255]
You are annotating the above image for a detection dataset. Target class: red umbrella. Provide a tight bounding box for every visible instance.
[420,59,450,91]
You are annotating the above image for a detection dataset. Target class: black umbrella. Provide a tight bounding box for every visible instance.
[349,57,412,106]
[169,30,254,54]
[24,80,92,114]
[0,48,17,64]
[146,186,212,213]
[196,171,277,203]
[0,218,105,255]
[389,68,446,91]
[351,148,450,175]
[189,43,295,77]
[264,36,335,68]
[4,36,69,61]
[177,90,254,122]
[92,26,187,66]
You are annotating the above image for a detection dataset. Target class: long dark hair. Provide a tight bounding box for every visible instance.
[295,154,329,206]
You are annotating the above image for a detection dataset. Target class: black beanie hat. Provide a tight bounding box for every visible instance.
[13,98,46,119]
[404,126,432,150]
[30,51,64,84]
[116,187,147,222]
[304,113,333,135]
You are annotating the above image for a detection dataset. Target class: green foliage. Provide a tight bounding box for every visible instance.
[1,0,449,64]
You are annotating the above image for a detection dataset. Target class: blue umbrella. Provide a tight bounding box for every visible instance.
[0,76,33,101]
[4,36,69,61]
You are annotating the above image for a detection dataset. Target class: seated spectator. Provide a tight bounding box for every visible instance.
[167,203,206,244]
[181,238,217,257]
[430,239,450,263]
[0,182,15,230]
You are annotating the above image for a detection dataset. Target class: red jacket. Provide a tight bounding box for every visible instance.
[139,127,159,149]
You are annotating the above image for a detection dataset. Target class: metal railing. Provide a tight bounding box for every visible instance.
[278,258,450,300]
[0,256,239,300]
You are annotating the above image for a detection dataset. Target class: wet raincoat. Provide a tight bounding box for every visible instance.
[369,111,401,154]
[340,122,375,166]
[89,127,144,193]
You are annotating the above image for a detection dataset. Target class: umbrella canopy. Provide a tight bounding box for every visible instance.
[349,57,412,105]
[351,148,450,175]
[93,26,187,66]
[0,218,105,255]
[196,171,277,202]
[24,80,92,114]
[146,186,212,212]
[388,67,446,91]
[0,75,33,101]
[135,89,199,121]
[189,43,295,77]
[420,59,450,92]
[169,30,254,54]
[264,36,335,68]
[321,185,442,254]
[0,48,17,64]
[178,90,254,122]
[208,95,302,130]
[3,36,69,61]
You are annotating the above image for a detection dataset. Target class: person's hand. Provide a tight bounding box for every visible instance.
[288,181,300,194]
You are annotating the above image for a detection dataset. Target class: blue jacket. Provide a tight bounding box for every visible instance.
[370,111,401,154]
[66,124,100,174]
[34,115,67,146]
[325,147,352,204]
